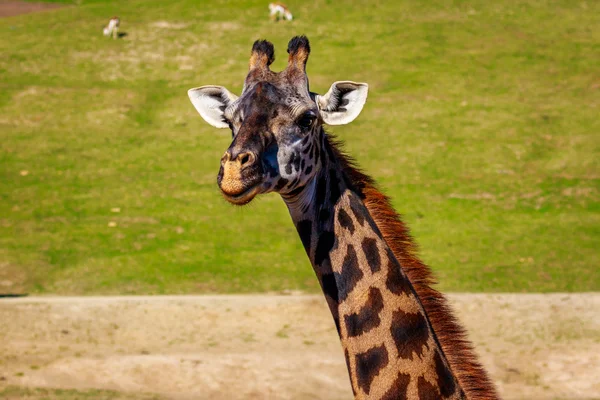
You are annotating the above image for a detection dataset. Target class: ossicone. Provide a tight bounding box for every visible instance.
[249,39,275,71]
[287,35,310,71]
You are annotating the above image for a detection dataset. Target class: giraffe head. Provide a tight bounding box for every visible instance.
[188,36,368,205]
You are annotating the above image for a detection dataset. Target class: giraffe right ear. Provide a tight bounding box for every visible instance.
[188,86,239,129]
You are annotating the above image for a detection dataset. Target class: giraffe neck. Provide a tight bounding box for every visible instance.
[281,134,464,399]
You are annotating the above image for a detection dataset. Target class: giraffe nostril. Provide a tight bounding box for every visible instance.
[239,152,255,167]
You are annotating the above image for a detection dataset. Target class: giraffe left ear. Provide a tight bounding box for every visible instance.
[188,86,239,129]
[316,81,368,126]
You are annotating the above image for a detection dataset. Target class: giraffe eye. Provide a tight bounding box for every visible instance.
[297,111,317,129]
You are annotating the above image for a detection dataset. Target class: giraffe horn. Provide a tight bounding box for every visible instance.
[249,40,275,71]
[286,35,310,72]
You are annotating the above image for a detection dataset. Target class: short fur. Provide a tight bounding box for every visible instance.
[328,136,499,400]
[287,35,310,55]
[287,35,310,70]
[250,39,275,67]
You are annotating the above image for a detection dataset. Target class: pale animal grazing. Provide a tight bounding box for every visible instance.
[188,36,499,399]
[103,16,120,39]
[268,2,293,21]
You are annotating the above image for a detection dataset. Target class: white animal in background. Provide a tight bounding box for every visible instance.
[268,2,293,21]
[103,16,120,39]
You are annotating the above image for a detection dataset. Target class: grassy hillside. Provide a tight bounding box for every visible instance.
[0,0,598,294]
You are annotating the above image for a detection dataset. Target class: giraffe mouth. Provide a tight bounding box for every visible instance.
[220,182,262,205]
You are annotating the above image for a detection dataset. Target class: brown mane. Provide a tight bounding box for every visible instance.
[328,136,499,400]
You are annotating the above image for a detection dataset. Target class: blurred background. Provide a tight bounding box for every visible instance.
[0,0,598,399]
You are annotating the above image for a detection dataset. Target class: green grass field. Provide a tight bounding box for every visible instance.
[0,0,598,294]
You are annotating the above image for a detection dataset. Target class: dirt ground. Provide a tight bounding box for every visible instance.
[0,0,62,18]
[0,294,598,400]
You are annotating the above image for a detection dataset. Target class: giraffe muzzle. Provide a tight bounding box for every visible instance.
[218,150,263,205]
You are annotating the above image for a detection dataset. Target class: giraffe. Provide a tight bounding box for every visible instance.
[187,36,499,400]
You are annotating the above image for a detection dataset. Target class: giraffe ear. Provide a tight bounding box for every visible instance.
[188,86,239,129]
[316,81,368,126]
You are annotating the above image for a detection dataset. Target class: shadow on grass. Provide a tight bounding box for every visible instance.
[0,293,28,298]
